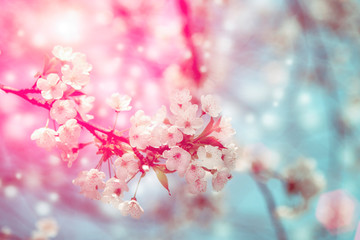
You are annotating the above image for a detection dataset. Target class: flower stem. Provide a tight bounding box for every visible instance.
[108,157,112,178]
[133,173,143,199]
[252,175,287,240]
[113,112,119,130]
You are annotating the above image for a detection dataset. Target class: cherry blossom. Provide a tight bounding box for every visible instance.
[106,93,132,112]
[114,153,139,180]
[174,104,204,135]
[30,127,57,150]
[71,52,93,74]
[170,88,192,105]
[57,119,81,145]
[36,73,67,100]
[212,168,232,192]
[185,164,206,184]
[188,178,207,194]
[163,146,191,177]
[222,143,240,170]
[50,100,77,124]
[152,105,167,123]
[52,45,73,61]
[61,64,90,90]
[169,89,193,115]
[33,218,59,239]
[102,178,129,208]
[75,95,95,121]
[283,159,325,199]
[210,117,236,143]
[276,158,326,218]
[120,199,144,219]
[0,46,241,220]
[160,126,183,147]
[130,110,151,127]
[201,94,221,117]
[316,190,357,233]
[197,145,224,170]
[56,141,79,167]
[72,169,106,200]
[129,126,151,149]
[148,125,165,148]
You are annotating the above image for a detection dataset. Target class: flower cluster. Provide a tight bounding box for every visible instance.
[276,158,326,218]
[25,46,240,219]
[30,46,94,167]
[72,88,239,218]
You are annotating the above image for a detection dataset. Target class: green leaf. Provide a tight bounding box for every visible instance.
[153,166,171,196]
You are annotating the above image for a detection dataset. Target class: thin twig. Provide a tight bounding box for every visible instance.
[252,175,287,240]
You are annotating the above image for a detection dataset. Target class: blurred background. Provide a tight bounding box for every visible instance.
[1,0,360,239]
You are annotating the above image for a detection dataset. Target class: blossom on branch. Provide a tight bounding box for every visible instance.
[1,47,240,219]
[72,169,106,200]
[30,127,57,150]
[36,73,67,100]
[120,199,144,220]
[52,45,73,62]
[114,153,139,180]
[102,178,129,208]
[57,119,81,145]
[163,146,191,177]
[106,93,132,112]
[201,94,221,117]
[61,64,90,90]
[50,100,77,124]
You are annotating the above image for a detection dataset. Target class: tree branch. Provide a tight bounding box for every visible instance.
[252,175,287,240]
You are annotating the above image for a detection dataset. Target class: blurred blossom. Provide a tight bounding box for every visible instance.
[316,190,358,234]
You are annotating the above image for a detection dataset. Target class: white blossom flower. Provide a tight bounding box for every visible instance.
[174,104,203,135]
[56,141,78,167]
[50,100,77,124]
[36,73,67,100]
[61,64,90,90]
[201,94,221,117]
[70,52,92,74]
[283,158,325,199]
[75,95,95,121]
[57,119,81,145]
[130,110,151,127]
[31,127,57,150]
[316,190,356,233]
[210,117,236,143]
[188,178,207,194]
[212,168,232,192]
[102,178,129,208]
[52,45,73,61]
[152,105,167,123]
[129,126,151,149]
[120,199,144,219]
[106,93,132,112]
[222,143,241,170]
[185,164,206,183]
[114,153,139,180]
[149,125,165,148]
[163,146,191,177]
[160,126,183,147]
[33,218,59,238]
[72,169,106,200]
[276,158,326,219]
[170,89,192,105]
[197,145,224,170]
[170,89,192,115]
